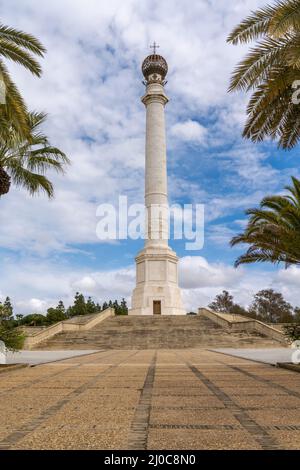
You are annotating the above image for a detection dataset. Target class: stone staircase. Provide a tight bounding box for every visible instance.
[34,315,281,350]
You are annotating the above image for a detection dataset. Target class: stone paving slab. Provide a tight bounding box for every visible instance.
[248,409,300,426]
[267,431,300,450]
[6,350,99,365]
[150,409,239,425]
[147,429,262,450]
[212,348,291,365]
[0,349,300,450]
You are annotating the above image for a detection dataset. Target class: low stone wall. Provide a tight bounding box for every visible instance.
[198,307,287,344]
[23,308,115,349]
[21,326,48,337]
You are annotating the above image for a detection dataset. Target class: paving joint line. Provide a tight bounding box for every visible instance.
[175,351,280,450]
[150,423,300,431]
[210,352,300,400]
[127,352,157,450]
[0,350,139,450]
[29,349,105,367]
[0,349,117,397]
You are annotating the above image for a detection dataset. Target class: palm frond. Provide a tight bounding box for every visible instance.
[241,67,300,147]
[285,32,300,67]
[26,148,70,173]
[0,23,45,141]
[231,177,300,267]
[268,0,300,37]
[0,24,46,56]
[0,108,69,198]
[228,37,288,92]
[0,39,42,76]
[227,5,276,44]
[286,176,300,199]
[7,160,54,197]
[0,60,30,140]
[228,0,300,149]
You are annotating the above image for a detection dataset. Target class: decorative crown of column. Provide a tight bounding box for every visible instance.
[142,42,168,86]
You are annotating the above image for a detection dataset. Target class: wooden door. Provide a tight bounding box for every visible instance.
[153,301,161,315]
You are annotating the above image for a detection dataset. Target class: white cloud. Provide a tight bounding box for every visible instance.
[15,298,48,314]
[207,225,236,246]
[72,276,98,292]
[276,266,300,289]
[179,256,239,289]
[171,120,207,145]
[0,0,284,257]
[180,258,300,311]
[1,0,299,312]
[0,257,135,314]
[1,255,299,315]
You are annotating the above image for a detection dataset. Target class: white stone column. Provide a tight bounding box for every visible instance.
[142,83,169,248]
[129,51,185,316]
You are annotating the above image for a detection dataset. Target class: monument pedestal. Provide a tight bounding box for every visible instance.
[129,245,185,316]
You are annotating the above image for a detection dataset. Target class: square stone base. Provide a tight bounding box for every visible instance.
[130,246,185,316]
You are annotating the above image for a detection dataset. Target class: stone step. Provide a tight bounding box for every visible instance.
[34,314,281,350]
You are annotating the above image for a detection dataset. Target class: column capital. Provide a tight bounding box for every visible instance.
[142,94,169,106]
[141,83,169,106]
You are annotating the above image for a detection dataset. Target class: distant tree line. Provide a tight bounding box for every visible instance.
[208,289,300,324]
[0,293,128,328]
[0,297,25,350]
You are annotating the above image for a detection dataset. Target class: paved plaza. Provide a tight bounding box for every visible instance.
[211,348,293,365]
[0,349,300,450]
[6,350,98,365]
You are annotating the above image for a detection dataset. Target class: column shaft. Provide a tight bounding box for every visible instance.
[142,84,169,247]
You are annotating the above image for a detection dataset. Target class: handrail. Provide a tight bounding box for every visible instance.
[23,308,115,349]
[198,307,287,344]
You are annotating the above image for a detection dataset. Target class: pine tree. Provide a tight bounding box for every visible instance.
[102,301,108,311]
[46,300,67,324]
[56,300,65,314]
[86,297,97,314]
[0,302,11,322]
[0,302,25,351]
[3,297,13,318]
[68,292,88,317]
[120,298,128,315]
[113,300,119,312]
[15,314,24,325]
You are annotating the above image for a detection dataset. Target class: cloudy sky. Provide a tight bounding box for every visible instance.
[1,0,300,314]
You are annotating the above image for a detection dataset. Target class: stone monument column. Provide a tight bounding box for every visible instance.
[143,81,169,248]
[129,45,185,316]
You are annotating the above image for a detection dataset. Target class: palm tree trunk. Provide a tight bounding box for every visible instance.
[0,167,11,195]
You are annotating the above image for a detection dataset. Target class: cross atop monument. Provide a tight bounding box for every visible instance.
[150,41,159,54]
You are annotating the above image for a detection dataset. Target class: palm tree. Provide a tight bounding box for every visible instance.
[231,177,300,267]
[0,111,69,197]
[0,23,46,140]
[228,0,300,149]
